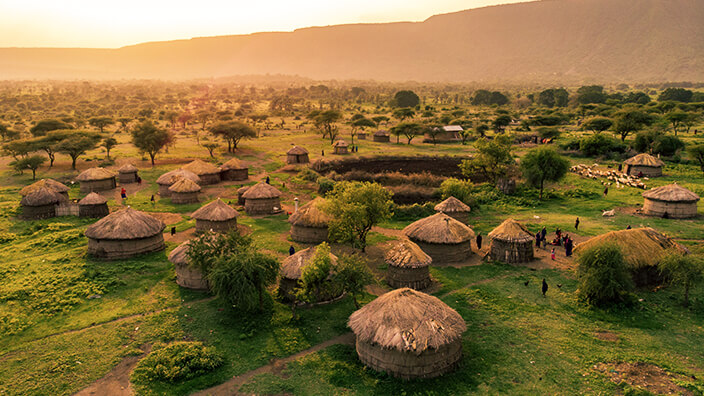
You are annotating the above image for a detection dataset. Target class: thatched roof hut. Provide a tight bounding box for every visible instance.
[156,169,200,197]
[289,197,330,243]
[191,198,238,233]
[117,163,139,184]
[220,158,248,181]
[20,186,65,219]
[624,153,665,177]
[78,192,109,218]
[434,197,471,224]
[348,288,466,380]
[642,183,700,219]
[385,239,432,290]
[76,167,117,193]
[20,179,70,199]
[236,185,250,205]
[487,219,534,264]
[403,213,475,264]
[279,245,340,301]
[85,207,165,259]
[242,182,282,215]
[168,177,201,204]
[574,227,689,285]
[373,130,390,142]
[287,145,309,164]
[168,241,208,290]
[182,159,221,185]
[333,140,349,155]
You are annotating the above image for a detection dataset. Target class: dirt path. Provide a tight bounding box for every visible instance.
[73,345,152,396]
[193,332,355,396]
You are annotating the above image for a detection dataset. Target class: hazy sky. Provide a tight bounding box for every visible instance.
[0,0,532,48]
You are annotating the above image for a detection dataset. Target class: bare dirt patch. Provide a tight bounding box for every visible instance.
[594,362,694,395]
[74,345,151,396]
[149,212,183,225]
[595,331,619,342]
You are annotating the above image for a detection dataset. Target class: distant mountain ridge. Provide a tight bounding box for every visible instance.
[1,0,703,82]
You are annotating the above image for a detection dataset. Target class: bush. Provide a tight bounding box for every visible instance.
[576,243,634,307]
[559,139,581,151]
[439,178,474,205]
[633,131,685,157]
[296,167,320,182]
[579,134,627,157]
[316,176,335,195]
[131,342,223,383]
[391,202,436,221]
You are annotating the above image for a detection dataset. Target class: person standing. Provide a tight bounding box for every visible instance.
[541,227,547,241]
[551,248,556,261]
[535,232,541,247]
[575,217,580,231]
[289,245,296,256]
[603,186,609,197]
[265,176,270,184]
[542,279,548,297]
[150,194,155,206]
[476,233,482,250]
[120,187,127,201]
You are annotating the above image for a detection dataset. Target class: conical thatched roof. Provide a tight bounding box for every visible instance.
[334,140,349,148]
[191,198,238,221]
[348,288,466,353]
[168,177,201,193]
[20,179,70,196]
[220,158,247,170]
[574,227,689,270]
[434,197,471,213]
[374,130,389,136]
[289,197,330,227]
[118,163,138,173]
[488,218,533,243]
[156,169,200,186]
[642,183,699,202]
[624,153,665,167]
[182,159,221,175]
[385,239,432,269]
[78,192,108,206]
[76,167,116,181]
[85,207,165,240]
[403,213,475,244]
[20,187,65,206]
[168,240,191,266]
[242,182,281,199]
[281,246,338,279]
[287,145,308,155]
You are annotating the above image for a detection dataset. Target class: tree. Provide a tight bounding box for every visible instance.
[459,134,515,184]
[424,124,442,145]
[54,131,101,169]
[492,115,512,133]
[665,111,689,135]
[31,129,75,167]
[2,139,33,160]
[117,117,132,131]
[390,122,422,145]
[13,155,46,180]
[371,115,390,128]
[582,117,613,134]
[687,144,704,175]
[393,90,420,108]
[658,87,693,103]
[101,137,117,160]
[29,119,71,137]
[392,107,415,122]
[682,112,701,134]
[334,254,375,308]
[196,110,211,130]
[209,121,256,153]
[659,253,704,306]
[537,88,569,108]
[310,110,342,144]
[177,112,194,129]
[577,243,634,307]
[0,123,8,141]
[88,117,113,133]
[131,121,173,165]
[520,147,570,200]
[471,90,509,106]
[349,117,375,145]
[324,181,393,252]
[613,108,654,141]
[294,243,339,305]
[202,141,219,158]
[576,85,607,105]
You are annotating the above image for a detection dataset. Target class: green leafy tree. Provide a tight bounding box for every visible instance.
[460,134,515,184]
[424,123,442,145]
[2,139,34,160]
[294,243,338,304]
[582,117,613,134]
[687,144,704,175]
[202,141,219,158]
[13,155,46,180]
[29,119,71,137]
[520,147,570,200]
[576,85,607,105]
[371,115,390,128]
[334,254,375,308]
[131,121,173,165]
[196,110,211,131]
[613,108,654,141]
[101,137,117,160]
[537,88,569,108]
[471,90,509,106]
[390,122,422,144]
[209,121,256,153]
[665,111,689,135]
[54,131,101,169]
[493,115,512,133]
[577,243,634,307]
[658,87,693,103]
[349,117,375,144]
[659,253,704,306]
[392,107,415,122]
[309,110,342,144]
[393,90,420,108]
[117,117,132,131]
[88,117,114,133]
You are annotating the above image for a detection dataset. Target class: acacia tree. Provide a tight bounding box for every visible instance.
[493,115,512,134]
[88,117,114,133]
[131,121,173,165]
[613,108,653,141]
[29,119,71,137]
[371,115,390,128]
[460,134,515,184]
[202,141,219,158]
[210,121,256,153]
[349,117,375,144]
[582,117,613,134]
[659,253,704,306]
[54,131,101,169]
[390,122,422,144]
[13,155,46,180]
[687,144,704,175]
[101,137,117,160]
[309,110,342,144]
[392,107,415,123]
[520,147,570,200]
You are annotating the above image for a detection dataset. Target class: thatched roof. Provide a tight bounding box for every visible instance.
[281,246,338,279]
[488,218,533,243]
[168,177,201,193]
[168,240,190,266]
[334,140,349,148]
[20,179,70,196]
[385,239,432,269]
[574,227,689,270]
[191,198,238,221]
[287,145,308,155]
[85,207,165,240]
[288,197,330,227]
[156,169,201,186]
[374,130,389,136]
[182,159,221,176]
[348,288,466,353]
[242,182,281,199]
[434,197,471,213]
[624,153,665,167]
[118,163,138,173]
[220,158,247,170]
[642,183,700,202]
[20,187,65,206]
[237,185,250,194]
[403,213,475,244]
[76,167,116,181]
[78,192,108,206]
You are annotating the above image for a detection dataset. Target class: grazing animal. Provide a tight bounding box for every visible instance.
[524,280,530,287]
[542,279,548,296]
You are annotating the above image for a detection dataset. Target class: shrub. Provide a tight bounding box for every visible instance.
[296,167,320,182]
[633,131,684,156]
[316,176,335,195]
[579,134,627,156]
[391,202,436,221]
[131,342,223,383]
[577,243,634,307]
[658,253,704,306]
[559,139,581,151]
[439,178,474,205]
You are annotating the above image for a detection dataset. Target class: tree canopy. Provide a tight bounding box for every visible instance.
[577,243,634,307]
[209,121,256,153]
[53,130,101,169]
[460,134,515,184]
[520,147,570,200]
[131,121,173,165]
[393,90,420,108]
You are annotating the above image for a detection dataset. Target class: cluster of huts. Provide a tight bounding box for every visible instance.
[156,158,250,204]
[19,178,110,220]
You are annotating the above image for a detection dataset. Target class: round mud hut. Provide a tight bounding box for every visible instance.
[279,245,340,301]
[76,167,117,193]
[403,213,475,264]
[20,187,65,219]
[242,182,282,215]
[236,185,250,205]
[434,197,471,224]
[117,164,139,184]
[642,183,700,219]
[623,153,665,177]
[168,240,209,290]
[85,207,165,259]
[220,158,248,181]
[182,159,221,185]
[168,177,201,204]
[385,239,432,290]
[191,198,238,233]
[288,197,330,243]
[20,179,70,199]
[574,227,689,286]
[373,130,390,143]
[487,219,534,264]
[156,169,200,197]
[78,192,109,218]
[348,288,466,380]
[333,140,349,154]
[286,146,309,164]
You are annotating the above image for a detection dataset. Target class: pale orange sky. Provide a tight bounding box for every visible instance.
[0,0,532,48]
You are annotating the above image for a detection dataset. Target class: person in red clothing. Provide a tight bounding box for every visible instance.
[120,187,127,200]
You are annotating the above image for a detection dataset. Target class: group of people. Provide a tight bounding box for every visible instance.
[534,219,579,261]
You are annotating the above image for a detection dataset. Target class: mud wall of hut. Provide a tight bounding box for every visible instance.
[78,204,109,218]
[87,235,165,259]
[643,199,698,219]
[197,174,221,185]
[287,154,309,164]
[80,178,116,193]
[412,240,473,264]
[221,169,248,181]
[245,197,281,215]
[355,339,462,380]
[625,165,662,177]
[195,219,237,233]
[488,239,534,264]
[21,204,57,219]
[119,172,138,184]
[158,184,172,197]
[174,262,209,290]
[171,192,199,204]
[387,266,430,290]
[290,224,328,244]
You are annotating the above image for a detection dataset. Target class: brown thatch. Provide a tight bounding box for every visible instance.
[279,245,340,301]
[168,177,201,193]
[118,163,139,183]
[287,146,309,155]
[118,163,138,173]
[168,241,208,290]
[624,153,665,167]
[642,184,700,218]
[373,130,390,143]
[182,159,221,176]
[220,158,249,181]
[374,130,389,137]
[220,158,247,170]
[287,145,310,164]
[488,218,533,243]
[237,186,250,205]
[76,167,116,181]
[20,186,65,206]
[78,192,109,218]
[333,140,349,154]
[487,219,534,264]
[385,240,432,290]
[191,198,238,221]
[242,182,281,199]
[642,183,700,202]
[404,213,475,244]
[434,197,471,214]
[78,192,108,205]
[20,179,70,197]
[156,169,201,186]
[85,207,165,240]
[289,197,330,243]
[334,140,349,148]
